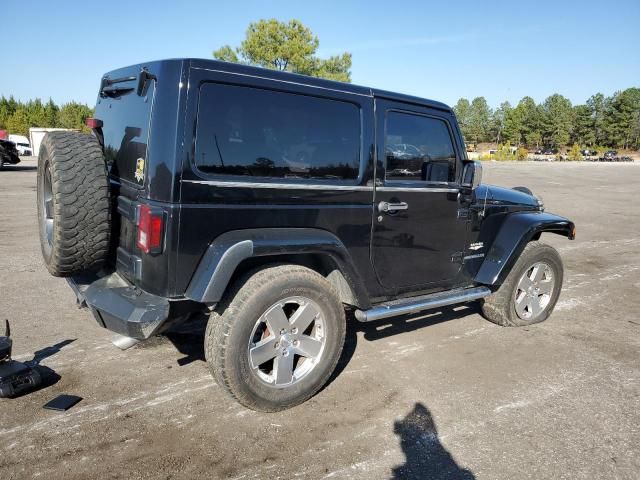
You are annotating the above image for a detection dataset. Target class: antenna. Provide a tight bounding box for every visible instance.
[4,319,9,338]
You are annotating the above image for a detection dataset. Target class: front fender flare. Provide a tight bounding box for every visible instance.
[474,211,575,285]
[185,228,371,308]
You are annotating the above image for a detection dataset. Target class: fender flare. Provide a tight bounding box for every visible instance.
[185,228,371,308]
[474,211,575,286]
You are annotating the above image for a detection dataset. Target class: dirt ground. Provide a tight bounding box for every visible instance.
[1,158,639,479]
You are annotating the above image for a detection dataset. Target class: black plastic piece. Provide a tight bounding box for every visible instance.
[137,68,157,97]
[0,361,41,398]
[43,394,82,411]
[185,228,371,308]
[0,320,11,361]
[474,211,575,285]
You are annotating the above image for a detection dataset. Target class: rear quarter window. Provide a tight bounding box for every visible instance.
[194,83,361,181]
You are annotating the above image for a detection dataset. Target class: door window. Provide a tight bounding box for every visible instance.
[385,112,457,183]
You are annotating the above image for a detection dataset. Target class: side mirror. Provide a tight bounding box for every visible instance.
[461,160,482,190]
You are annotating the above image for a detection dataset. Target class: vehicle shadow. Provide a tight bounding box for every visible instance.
[161,304,481,378]
[328,304,480,384]
[162,313,208,366]
[391,402,475,479]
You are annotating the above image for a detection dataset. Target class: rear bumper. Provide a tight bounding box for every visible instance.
[67,272,170,340]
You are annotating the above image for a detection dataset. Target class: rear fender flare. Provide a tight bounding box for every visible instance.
[474,212,575,286]
[185,228,371,308]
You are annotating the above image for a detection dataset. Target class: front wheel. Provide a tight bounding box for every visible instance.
[481,241,564,327]
[205,265,346,412]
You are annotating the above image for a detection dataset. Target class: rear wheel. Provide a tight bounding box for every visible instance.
[205,265,346,411]
[481,241,563,326]
[37,131,111,277]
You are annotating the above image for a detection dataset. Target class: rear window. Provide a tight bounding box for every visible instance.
[194,83,361,181]
[96,81,155,185]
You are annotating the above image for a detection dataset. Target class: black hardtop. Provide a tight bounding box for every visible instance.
[101,58,453,112]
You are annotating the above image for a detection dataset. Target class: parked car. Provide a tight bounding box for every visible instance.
[36,59,576,411]
[0,139,21,169]
[8,134,32,156]
[535,147,557,155]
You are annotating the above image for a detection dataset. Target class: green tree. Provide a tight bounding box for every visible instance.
[503,103,522,145]
[587,93,607,145]
[489,102,513,143]
[489,101,511,143]
[453,98,471,140]
[572,104,596,146]
[6,107,30,136]
[43,98,59,127]
[526,130,542,148]
[568,143,582,161]
[467,97,491,143]
[542,94,573,146]
[514,96,542,146]
[604,88,640,149]
[213,19,352,82]
[0,96,18,129]
[58,102,93,131]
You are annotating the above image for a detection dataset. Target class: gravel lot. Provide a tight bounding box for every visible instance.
[1,158,639,479]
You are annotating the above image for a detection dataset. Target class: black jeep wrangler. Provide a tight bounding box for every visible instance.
[37,59,575,411]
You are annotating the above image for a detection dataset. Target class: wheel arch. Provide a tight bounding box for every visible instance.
[474,211,575,286]
[185,228,371,309]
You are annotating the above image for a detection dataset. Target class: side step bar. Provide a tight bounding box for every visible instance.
[355,286,491,322]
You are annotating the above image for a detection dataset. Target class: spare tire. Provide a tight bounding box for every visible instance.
[37,131,111,277]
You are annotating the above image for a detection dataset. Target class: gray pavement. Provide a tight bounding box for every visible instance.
[1,158,639,479]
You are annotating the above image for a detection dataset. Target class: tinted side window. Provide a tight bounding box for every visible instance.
[195,83,361,180]
[385,112,456,183]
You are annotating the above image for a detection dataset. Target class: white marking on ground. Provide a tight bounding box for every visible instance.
[555,297,584,311]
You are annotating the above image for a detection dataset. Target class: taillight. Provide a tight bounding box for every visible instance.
[137,204,164,254]
[85,117,103,129]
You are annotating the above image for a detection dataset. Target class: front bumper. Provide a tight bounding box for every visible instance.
[67,272,170,340]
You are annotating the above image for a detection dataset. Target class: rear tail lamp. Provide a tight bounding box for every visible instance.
[137,204,164,254]
[85,117,103,129]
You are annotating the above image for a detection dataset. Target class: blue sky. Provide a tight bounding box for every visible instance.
[2,0,639,109]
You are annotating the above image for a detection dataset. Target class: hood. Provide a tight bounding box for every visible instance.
[475,184,542,210]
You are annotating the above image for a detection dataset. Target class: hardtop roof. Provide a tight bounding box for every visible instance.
[104,58,452,113]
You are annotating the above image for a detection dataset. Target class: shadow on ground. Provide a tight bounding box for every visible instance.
[328,304,480,385]
[6,338,75,397]
[157,305,482,396]
[391,402,475,479]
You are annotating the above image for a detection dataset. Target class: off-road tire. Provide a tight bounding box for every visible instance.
[205,265,346,412]
[37,131,110,277]
[481,241,563,327]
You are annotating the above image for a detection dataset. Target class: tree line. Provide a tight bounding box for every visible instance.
[454,88,640,150]
[0,96,94,137]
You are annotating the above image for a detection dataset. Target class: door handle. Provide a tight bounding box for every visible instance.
[378,201,408,213]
